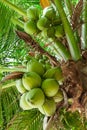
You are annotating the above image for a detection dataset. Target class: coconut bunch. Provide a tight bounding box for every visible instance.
[22,53,51,71]
[15,60,63,116]
[24,5,64,39]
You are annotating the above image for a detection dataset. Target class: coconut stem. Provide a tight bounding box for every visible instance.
[0,0,27,17]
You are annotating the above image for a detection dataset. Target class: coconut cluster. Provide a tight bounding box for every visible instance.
[15,60,63,116]
[24,5,64,39]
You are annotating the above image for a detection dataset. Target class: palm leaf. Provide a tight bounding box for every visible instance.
[6,109,44,130]
[0,3,14,37]
[0,28,28,66]
[0,86,20,130]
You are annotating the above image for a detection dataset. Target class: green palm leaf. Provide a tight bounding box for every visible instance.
[0,86,20,130]
[6,110,44,130]
[0,28,28,66]
[0,3,14,37]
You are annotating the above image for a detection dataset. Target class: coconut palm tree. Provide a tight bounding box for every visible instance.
[0,0,87,130]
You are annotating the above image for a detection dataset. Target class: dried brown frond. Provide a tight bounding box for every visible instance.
[71,0,83,29]
[16,30,59,66]
[61,61,83,112]
[1,72,24,82]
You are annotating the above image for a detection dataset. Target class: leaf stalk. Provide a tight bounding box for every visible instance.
[54,0,81,61]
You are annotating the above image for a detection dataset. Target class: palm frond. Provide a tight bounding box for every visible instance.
[17,0,40,8]
[0,3,15,37]
[0,27,28,66]
[6,109,44,130]
[0,86,20,130]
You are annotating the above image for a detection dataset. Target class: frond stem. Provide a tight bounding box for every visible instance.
[54,0,81,61]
